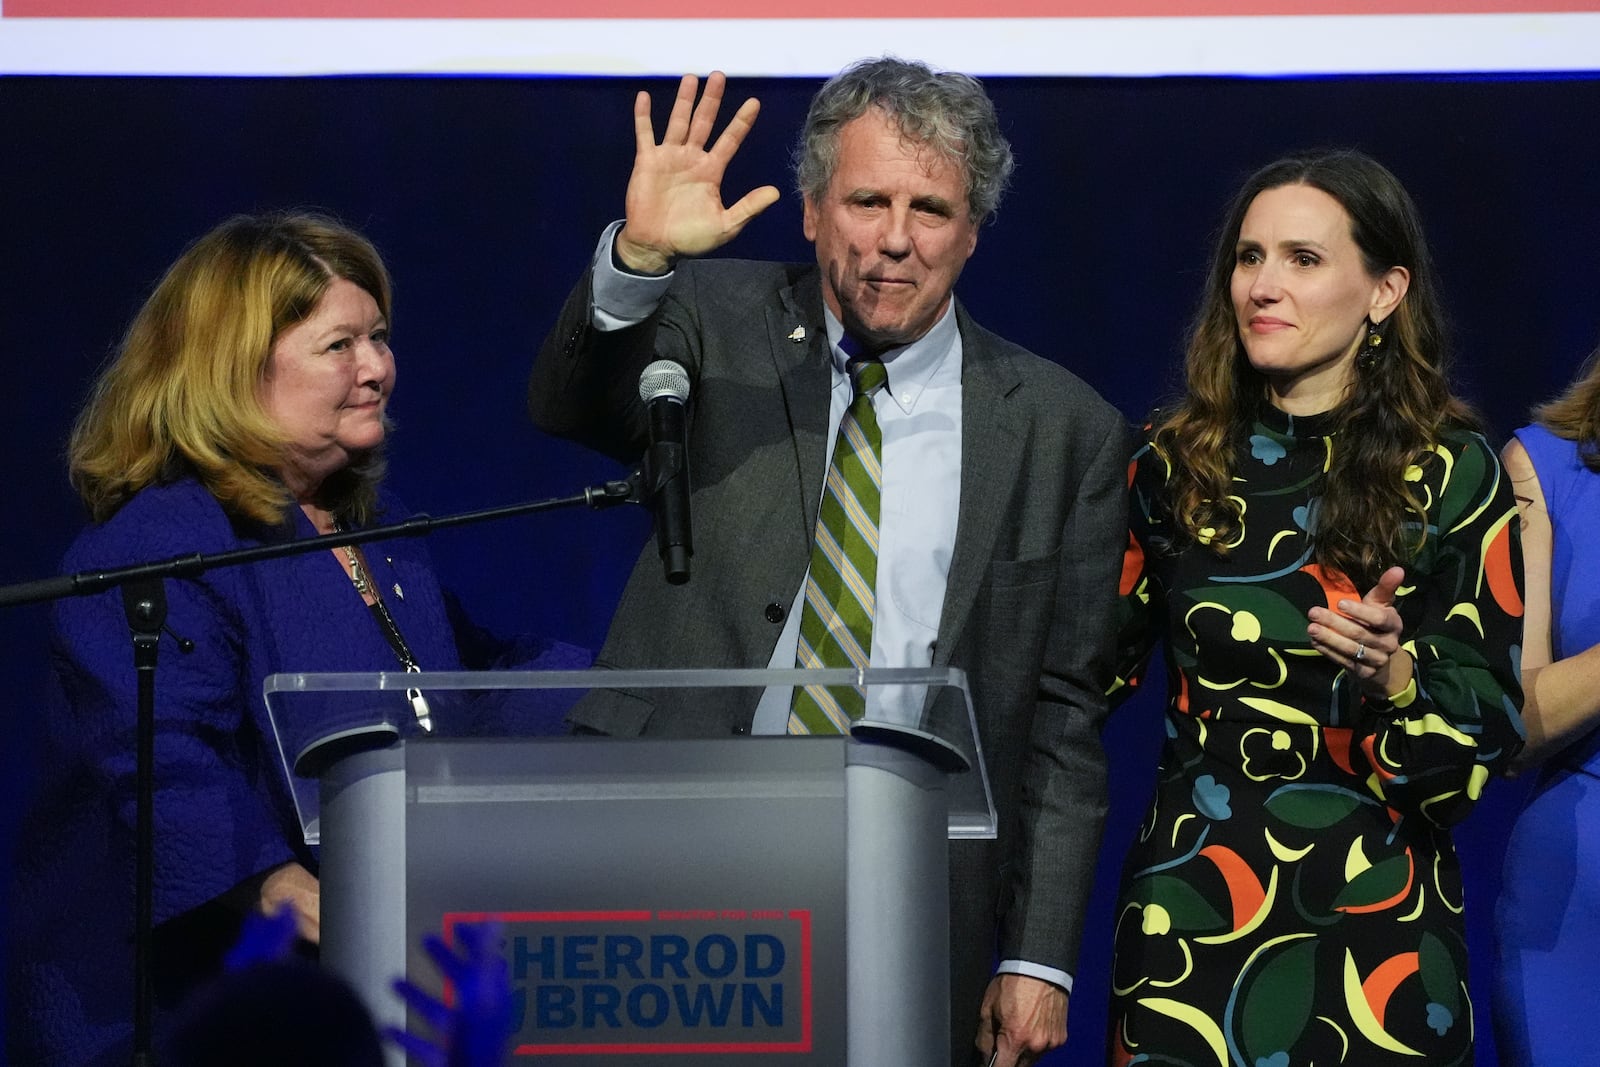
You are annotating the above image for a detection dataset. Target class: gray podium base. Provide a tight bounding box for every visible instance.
[320,736,949,1066]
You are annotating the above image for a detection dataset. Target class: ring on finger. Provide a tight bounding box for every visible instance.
[1354,642,1367,662]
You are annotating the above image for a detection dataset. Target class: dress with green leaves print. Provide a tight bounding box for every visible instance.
[1109,405,1524,1067]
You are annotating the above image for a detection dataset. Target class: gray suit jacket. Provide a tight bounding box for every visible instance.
[530,257,1127,1057]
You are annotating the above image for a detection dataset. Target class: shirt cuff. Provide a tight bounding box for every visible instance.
[590,219,674,331]
[1366,649,1421,713]
[995,959,1073,996]
[1386,673,1419,710]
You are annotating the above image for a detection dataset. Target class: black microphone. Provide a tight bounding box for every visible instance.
[638,360,692,584]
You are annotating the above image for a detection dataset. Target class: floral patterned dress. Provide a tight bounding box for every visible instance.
[1109,406,1524,1067]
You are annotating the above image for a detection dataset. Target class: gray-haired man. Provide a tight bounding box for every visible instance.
[531,58,1127,1066]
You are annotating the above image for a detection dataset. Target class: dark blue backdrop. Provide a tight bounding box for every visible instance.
[3,72,1595,1065]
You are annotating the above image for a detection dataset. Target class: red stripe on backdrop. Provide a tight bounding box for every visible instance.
[7,0,1600,16]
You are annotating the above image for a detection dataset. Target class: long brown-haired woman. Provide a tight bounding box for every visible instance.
[1109,150,1524,1066]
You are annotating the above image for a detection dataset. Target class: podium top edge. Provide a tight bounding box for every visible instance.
[262,666,970,693]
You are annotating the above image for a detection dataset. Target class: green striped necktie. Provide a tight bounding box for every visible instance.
[789,353,888,734]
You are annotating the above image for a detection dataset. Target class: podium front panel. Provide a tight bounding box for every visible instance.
[296,672,963,1066]
[330,737,853,1064]
[411,737,847,1064]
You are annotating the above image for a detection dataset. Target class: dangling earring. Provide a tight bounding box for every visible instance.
[1357,316,1390,370]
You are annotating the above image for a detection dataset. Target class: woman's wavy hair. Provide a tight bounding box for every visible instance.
[1153,149,1477,588]
[1533,342,1600,471]
[70,212,393,527]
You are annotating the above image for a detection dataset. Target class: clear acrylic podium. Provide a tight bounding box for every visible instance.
[265,668,995,1067]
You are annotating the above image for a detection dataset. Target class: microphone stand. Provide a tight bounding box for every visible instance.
[0,475,638,1066]
[121,579,164,1067]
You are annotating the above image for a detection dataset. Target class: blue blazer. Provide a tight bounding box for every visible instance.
[7,478,586,1066]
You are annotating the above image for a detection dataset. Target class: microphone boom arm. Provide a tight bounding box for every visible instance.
[0,476,639,609]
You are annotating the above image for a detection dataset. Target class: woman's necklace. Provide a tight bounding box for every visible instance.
[335,524,432,732]
[342,543,372,598]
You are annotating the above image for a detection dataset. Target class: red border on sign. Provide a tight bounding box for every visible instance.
[7,0,1600,16]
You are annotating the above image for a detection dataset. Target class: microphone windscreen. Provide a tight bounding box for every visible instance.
[639,360,691,404]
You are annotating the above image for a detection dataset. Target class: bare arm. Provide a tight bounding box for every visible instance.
[615,72,781,275]
[1504,436,1600,769]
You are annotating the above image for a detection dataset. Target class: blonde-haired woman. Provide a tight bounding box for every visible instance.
[6,213,584,1066]
[1494,346,1600,1062]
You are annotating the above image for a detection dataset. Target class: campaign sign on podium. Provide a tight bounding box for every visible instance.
[265,668,994,1066]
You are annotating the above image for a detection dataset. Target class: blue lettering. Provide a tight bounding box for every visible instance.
[564,934,599,979]
[581,983,622,1027]
[510,987,527,1031]
[652,935,690,978]
[744,934,785,978]
[513,936,557,981]
[672,982,735,1026]
[628,984,670,1027]
[742,983,783,1027]
[605,935,644,980]
[525,980,786,1033]
[535,985,575,1028]
[695,934,737,979]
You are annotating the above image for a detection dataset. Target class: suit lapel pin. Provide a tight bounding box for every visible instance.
[788,326,806,342]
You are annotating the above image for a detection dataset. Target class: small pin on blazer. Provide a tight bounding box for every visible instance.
[788,326,806,342]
